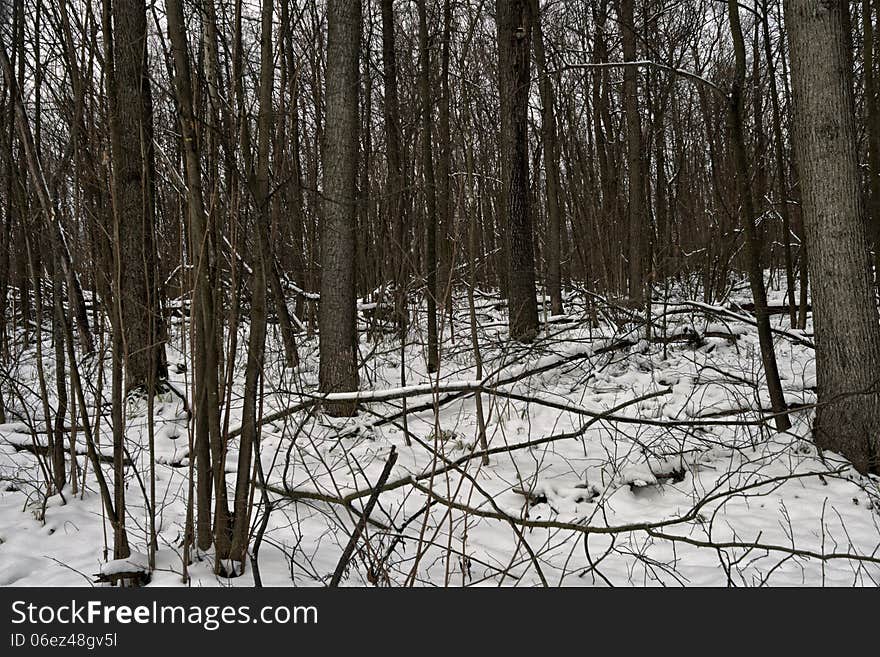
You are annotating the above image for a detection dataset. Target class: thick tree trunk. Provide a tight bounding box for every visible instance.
[103,0,166,392]
[319,0,361,415]
[786,0,880,474]
[498,0,539,342]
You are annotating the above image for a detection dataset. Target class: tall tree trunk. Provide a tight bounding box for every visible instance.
[762,0,798,327]
[103,0,165,392]
[319,0,361,414]
[786,0,880,474]
[727,0,790,432]
[418,0,440,372]
[498,0,539,342]
[437,0,453,313]
[862,0,880,284]
[381,0,407,335]
[165,0,228,557]
[231,0,274,571]
[621,0,644,305]
[530,0,564,316]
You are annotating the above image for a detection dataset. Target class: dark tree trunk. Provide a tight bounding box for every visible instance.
[497,0,539,342]
[762,0,797,327]
[437,0,453,313]
[381,0,407,335]
[50,256,66,493]
[418,0,440,371]
[231,0,274,571]
[166,0,227,556]
[104,0,166,391]
[319,0,361,415]
[786,0,880,474]
[530,0,564,316]
[621,0,644,305]
[727,0,790,432]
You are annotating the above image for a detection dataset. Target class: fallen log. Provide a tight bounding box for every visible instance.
[731,302,812,316]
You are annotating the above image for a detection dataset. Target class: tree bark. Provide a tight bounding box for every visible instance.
[166,0,228,555]
[862,0,880,285]
[103,0,166,392]
[762,0,798,327]
[530,0,564,316]
[786,0,880,474]
[231,0,274,570]
[381,0,408,336]
[497,0,539,342]
[621,0,644,305]
[726,0,791,432]
[319,0,361,415]
[438,0,453,314]
[418,0,440,371]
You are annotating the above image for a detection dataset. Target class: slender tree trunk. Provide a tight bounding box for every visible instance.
[418,0,440,371]
[727,0,790,432]
[530,0,564,316]
[762,0,797,326]
[437,0,453,312]
[381,0,407,336]
[231,0,274,570]
[50,256,67,493]
[621,0,644,305]
[165,0,228,556]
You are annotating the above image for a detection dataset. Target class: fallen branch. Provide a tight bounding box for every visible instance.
[671,300,815,348]
[265,388,671,508]
[328,446,398,587]
[238,338,637,439]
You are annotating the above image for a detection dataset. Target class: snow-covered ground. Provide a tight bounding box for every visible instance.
[1,275,879,586]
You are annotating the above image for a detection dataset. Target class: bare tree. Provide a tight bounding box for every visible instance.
[231,0,275,570]
[418,0,440,372]
[165,0,228,557]
[531,0,564,316]
[621,0,644,305]
[319,0,361,414]
[786,0,880,474]
[498,0,539,342]
[727,0,790,432]
[103,0,165,392]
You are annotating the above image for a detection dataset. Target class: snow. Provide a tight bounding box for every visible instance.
[0,274,878,587]
[100,552,150,576]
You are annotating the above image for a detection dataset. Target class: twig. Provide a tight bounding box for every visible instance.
[328,446,399,587]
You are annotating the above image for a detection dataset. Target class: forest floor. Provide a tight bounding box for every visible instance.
[1,274,879,586]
